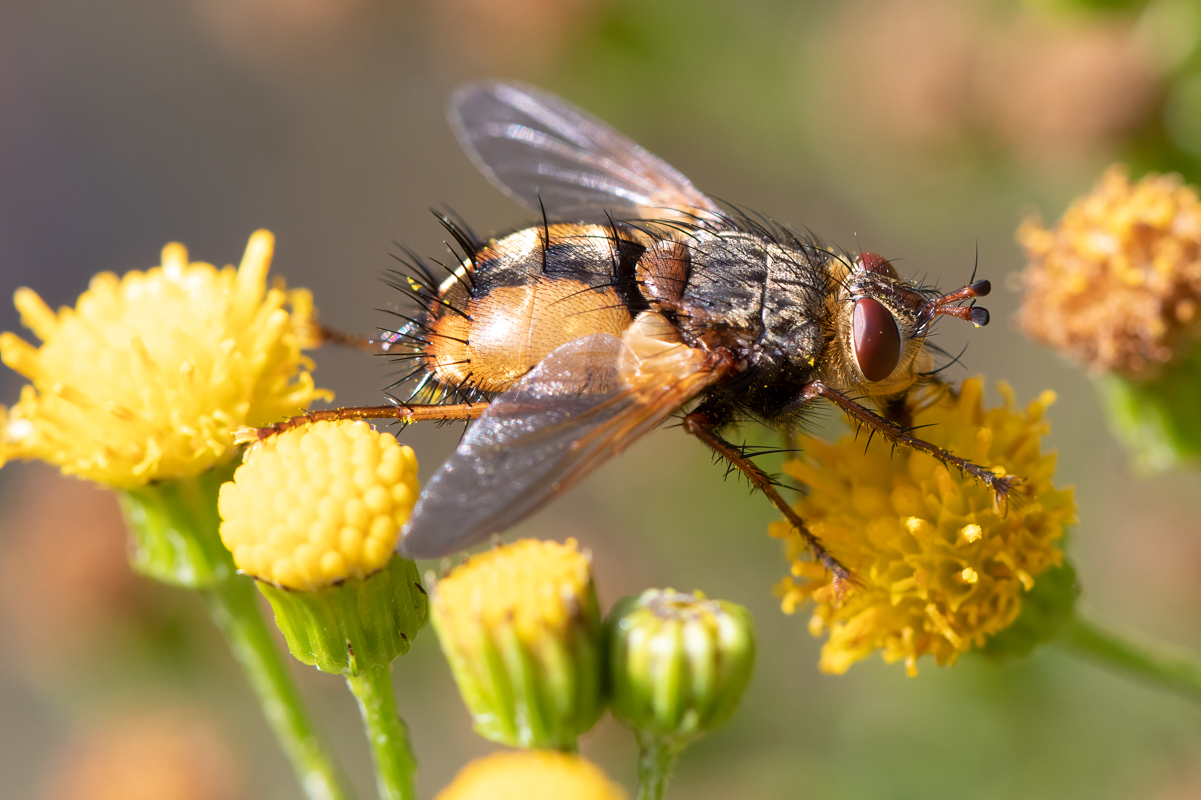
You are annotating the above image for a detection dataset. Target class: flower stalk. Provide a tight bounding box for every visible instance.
[346,664,418,800]
[204,572,354,800]
[121,469,352,800]
[635,733,684,800]
[1054,611,1201,703]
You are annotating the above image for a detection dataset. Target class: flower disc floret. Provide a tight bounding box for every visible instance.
[0,231,328,487]
[772,377,1076,676]
[434,751,628,800]
[1018,165,1201,377]
[219,420,419,591]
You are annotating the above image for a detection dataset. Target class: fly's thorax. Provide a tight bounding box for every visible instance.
[422,224,641,395]
[671,231,774,340]
[819,254,931,397]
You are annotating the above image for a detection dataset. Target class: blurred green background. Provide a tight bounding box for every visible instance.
[2,0,1201,798]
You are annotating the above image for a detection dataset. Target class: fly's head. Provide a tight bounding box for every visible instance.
[824,252,992,397]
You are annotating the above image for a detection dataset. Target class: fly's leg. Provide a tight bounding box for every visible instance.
[682,408,856,596]
[242,402,490,442]
[800,380,1020,503]
[313,324,405,354]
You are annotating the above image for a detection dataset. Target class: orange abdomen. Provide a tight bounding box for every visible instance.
[423,224,642,395]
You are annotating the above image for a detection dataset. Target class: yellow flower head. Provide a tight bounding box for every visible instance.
[772,378,1076,676]
[435,751,628,800]
[432,538,605,749]
[1017,165,1201,377]
[434,538,594,644]
[0,231,328,488]
[218,420,419,591]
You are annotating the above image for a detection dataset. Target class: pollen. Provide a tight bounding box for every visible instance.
[771,377,1076,676]
[0,231,329,487]
[218,420,418,591]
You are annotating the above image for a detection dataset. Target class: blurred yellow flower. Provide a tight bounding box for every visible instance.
[0,230,328,488]
[772,378,1076,676]
[219,420,419,591]
[434,751,628,800]
[1018,165,1201,377]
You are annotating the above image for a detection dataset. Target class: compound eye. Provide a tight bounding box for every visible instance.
[855,252,898,279]
[852,297,901,382]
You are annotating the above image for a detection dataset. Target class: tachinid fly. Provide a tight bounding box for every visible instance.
[257,82,1012,589]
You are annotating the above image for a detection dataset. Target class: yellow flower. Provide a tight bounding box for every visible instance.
[1017,165,1201,377]
[435,751,628,800]
[218,419,419,591]
[0,230,328,488]
[772,378,1076,676]
[432,538,605,749]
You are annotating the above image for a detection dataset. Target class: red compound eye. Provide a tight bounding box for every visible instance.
[852,297,901,382]
[855,252,898,279]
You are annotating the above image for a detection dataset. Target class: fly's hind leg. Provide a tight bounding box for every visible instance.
[681,407,857,595]
[241,402,490,442]
[313,324,407,354]
[246,323,487,440]
[800,380,1020,503]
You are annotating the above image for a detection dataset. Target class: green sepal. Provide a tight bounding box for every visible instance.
[258,553,428,675]
[436,578,605,750]
[1098,342,1201,473]
[119,458,239,589]
[605,590,756,746]
[981,559,1080,661]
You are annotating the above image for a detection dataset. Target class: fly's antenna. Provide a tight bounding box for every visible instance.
[920,279,991,328]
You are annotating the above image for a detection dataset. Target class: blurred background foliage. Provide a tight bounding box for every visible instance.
[2,0,1200,798]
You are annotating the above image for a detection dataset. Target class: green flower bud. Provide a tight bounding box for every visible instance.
[606,589,755,744]
[431,539,604,750]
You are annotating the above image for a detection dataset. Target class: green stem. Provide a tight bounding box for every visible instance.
[346,664,418,800]
[121,468,354,800]
[1054,611,1201,702]
[635,732,684,800]
[205,577,354,800]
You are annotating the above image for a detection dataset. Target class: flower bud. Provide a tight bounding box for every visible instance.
[218,420,426,673]
[431,538,604,750]
[606,589,755,744]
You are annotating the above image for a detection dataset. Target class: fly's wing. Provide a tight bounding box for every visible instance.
[450,81,722,224]
[399,332,726,558]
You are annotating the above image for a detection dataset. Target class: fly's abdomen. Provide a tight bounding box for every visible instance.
[423,224,643,395]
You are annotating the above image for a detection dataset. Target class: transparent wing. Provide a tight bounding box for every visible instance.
[450,81,722,223]
[399,333,725,558]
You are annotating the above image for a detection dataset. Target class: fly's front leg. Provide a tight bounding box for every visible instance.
[682,408,856,595]
[240,402,490,442]
[801,380,1020,503]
